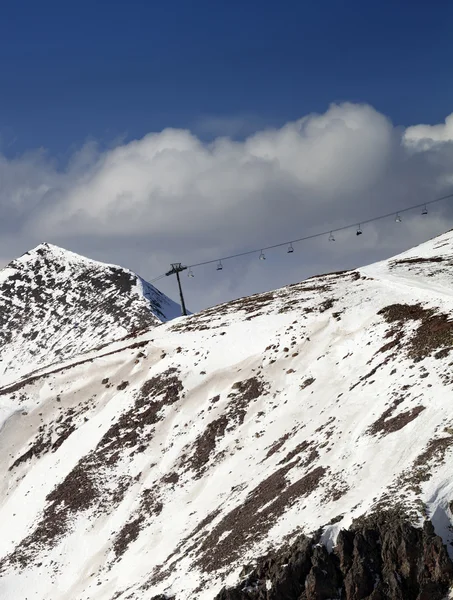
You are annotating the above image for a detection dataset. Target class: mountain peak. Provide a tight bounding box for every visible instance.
[11,242,110,270]
[32,241,60,251]
[0,245,180,384]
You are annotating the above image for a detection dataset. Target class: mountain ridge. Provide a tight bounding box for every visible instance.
[1,233,453,598]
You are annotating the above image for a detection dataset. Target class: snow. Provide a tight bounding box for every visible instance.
[0,242,180,385]
[0,401,22,434]
[1,233,453,598]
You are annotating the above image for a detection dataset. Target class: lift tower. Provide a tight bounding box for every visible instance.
[165,263,188,316]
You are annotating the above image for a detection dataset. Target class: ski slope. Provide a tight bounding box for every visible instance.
[1,233,453,599]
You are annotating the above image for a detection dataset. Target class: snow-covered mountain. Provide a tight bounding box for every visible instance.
[0,242,181,384]
[2,232,453,599]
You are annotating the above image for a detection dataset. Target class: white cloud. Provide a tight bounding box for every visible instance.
[245,103,393,192]
[29,103,396,240]
[0,102,453,310]
[404,114,453,150]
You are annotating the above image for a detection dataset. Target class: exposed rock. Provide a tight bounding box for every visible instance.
[215,511,453,600]
[378,303,453,361]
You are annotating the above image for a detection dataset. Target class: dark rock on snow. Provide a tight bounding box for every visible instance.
[215,511,453,600]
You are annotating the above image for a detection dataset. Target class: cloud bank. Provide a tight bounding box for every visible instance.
[404,114,453,149]
[1,102,453,310]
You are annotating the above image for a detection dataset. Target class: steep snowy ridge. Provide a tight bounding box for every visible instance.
[1,233,453,599]
[0,243,180,384]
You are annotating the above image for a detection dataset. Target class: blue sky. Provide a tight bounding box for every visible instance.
[0,0,452,157]
[1,0,453,310]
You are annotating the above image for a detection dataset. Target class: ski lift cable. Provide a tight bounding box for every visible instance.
[149,274,167,284]
[150,190,453,278]
[187,191,453,269]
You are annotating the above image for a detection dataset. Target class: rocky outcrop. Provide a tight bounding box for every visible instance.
[215,511,453,600]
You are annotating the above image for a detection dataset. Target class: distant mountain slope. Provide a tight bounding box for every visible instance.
[0,243,180,384]
[1,233,453,599]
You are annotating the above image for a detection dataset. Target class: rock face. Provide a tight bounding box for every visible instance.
[216,512,453,600]
[0,242,180,383]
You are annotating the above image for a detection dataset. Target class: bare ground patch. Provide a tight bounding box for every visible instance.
[9,403,87,470]
[368,401,425,437]
[263,432,293,461]
[390,256,447,267]
[226,377,267,427]
[170,291,277,332]
[300,377,315,390]
[98,367,183,462]
[187,415,228,478]
[397,434,453,494]
[180,378,267,477]
[378,303,453,361]
[1,368,183,570]
[113,489,163,560]
[196,464,326,572]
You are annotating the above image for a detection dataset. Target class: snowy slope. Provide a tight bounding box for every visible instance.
[1,232,453,598]
[0,243,180,384]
